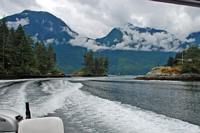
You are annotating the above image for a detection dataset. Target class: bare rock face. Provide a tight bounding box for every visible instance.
[147,66,181,76]
[136,66,200,81]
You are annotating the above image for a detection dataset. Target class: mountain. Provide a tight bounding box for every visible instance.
[96,23,183,52]
[5,10,78,44]
[4,10,186,52]
[2,10,188,74]
[186,31,200,45]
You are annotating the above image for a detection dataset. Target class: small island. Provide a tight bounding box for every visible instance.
[73,51,108,77]
[136,46,200,81]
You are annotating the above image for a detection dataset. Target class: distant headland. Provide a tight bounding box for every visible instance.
[136,46,200,81]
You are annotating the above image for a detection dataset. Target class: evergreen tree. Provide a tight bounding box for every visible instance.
[47,44,56,72]
[100,57,108,75]
[12,25,26,73]
[0,22,60,77]
[94,57,100,75]
[0,20,9,74]
[27,37,39,75]
[166,45,200,74]
[167,57,174,66]
[35,43,48,75]
[103,57,108,74]
[5,28,15,74]
[14,24,25,45]
[82,51,109,76]
[83,51,94,76]
[18,36,36,75]
[181,46,200,74]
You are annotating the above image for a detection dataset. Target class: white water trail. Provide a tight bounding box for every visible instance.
[0,87,9,96]
[0,83,14,95]
[60,83,200,133]
[15,81,32,115]
[0,81,33,116]
[30,79,83,117]
[1,78,200,133]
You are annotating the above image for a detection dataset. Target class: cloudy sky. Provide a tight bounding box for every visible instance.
[1,0,200,39]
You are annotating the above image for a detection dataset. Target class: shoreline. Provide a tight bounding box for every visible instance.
[0,75,69,80]
[2,74,200,82]
[135,74,200,81]
[0,74,109,80]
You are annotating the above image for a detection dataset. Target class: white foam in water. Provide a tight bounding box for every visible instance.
[0,87,9,95]
[0,79,83,117]
[0,81,33,116]
[0,83,14,95]
[0,79,200,133]
[30,80,83,117]
[60,81,200,133]
[15,82,30,115]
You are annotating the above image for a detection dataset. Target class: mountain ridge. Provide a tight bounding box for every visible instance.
[2,10,200,74]
[4,10,200,52]
[96,23,184,52]
[4,10,78,45]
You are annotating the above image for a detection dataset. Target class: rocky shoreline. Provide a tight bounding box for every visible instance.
[135,74,200,81]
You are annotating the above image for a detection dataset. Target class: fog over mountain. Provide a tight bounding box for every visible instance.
[4,10,200,52]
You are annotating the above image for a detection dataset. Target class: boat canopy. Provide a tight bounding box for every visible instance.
[152,0,200,7]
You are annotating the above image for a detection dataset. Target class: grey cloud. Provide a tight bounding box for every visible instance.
[65,0,200,39]
[1,0,200,39]
[0,0,40,16]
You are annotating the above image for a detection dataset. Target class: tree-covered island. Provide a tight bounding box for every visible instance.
[74,51,108,77]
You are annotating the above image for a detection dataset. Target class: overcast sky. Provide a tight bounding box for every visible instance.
[1,0,200,39]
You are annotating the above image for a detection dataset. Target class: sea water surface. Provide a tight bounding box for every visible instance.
[0,77,200,133]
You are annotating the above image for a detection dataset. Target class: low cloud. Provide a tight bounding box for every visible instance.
[69,36,109,51]
[7,17,30,29]
[112,25,182,52]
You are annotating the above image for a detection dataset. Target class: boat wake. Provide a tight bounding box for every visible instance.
[0,79,199,133]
